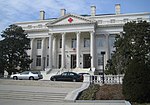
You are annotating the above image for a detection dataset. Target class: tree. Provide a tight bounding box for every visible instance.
[105,21,150,75]
[122,21,150,103]
[0,24,32,76]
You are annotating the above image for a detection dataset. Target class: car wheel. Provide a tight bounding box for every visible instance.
[73,79,76,82]
[13,76,18,80]
[53,78,56,81]
[29,76,34,80]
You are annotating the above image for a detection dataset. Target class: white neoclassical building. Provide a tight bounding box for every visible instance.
[16,4,150,75]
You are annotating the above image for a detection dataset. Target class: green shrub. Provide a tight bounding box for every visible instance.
[78,84,99,100]
[123,59,150,103]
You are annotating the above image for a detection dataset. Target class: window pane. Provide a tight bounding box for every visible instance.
[60,39,62,48]
[37,39,42,49]
[109,35,116,48]
[36,55,41,66]
[47,55,49,66]
[84,38,90,47]
[97,37,106,47]
[71,39,76,48]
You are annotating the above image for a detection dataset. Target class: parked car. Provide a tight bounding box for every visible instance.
[50,72,81,82]
[10,71,43,80]
[78,73,90,81]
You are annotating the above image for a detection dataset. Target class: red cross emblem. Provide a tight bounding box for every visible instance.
[68,18,73,23]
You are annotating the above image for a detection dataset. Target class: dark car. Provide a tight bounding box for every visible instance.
[78,73,90,81]
[50,72,81,82]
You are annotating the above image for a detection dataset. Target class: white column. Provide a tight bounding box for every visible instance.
[41,38,46,70]
[90,31,95,68]
[61,33,66,69]
[49,33,53,69]
[76,32,80,68]
[30,38,35,69]
[53,36,57,68]
[105,34,110,61]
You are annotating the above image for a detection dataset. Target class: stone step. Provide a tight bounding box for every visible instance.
[0,79,82,88]
[0,90,66,102]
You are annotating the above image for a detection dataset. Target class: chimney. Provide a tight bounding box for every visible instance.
[115,4,121,15]
[91,6,96,16]
[40,10,45,20]
[61,9,66,16]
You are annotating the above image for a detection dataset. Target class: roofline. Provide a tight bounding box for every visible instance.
[89,12,150,18]
[15,12,150,25]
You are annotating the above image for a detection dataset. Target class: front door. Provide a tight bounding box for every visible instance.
[83,54,91,68]
[71,54,76,69]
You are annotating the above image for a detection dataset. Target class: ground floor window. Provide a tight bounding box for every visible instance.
[83,54,91,68]
[58,55,61,68]
[47,55,49,66]
[36,55,41,66]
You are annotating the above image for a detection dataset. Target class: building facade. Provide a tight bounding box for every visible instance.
[16,4,150,74]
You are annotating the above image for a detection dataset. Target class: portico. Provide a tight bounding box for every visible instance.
[45,14,96,71]
[47,30,96,70]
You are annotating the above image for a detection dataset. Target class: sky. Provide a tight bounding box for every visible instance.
[0,0,150,39]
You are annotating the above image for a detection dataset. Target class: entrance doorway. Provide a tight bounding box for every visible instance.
[83,54,91,68]
[71,54,76,69]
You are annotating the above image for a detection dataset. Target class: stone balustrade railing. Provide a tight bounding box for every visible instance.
[83,74,124,85]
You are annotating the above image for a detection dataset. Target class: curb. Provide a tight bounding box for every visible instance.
[64,82,90,102]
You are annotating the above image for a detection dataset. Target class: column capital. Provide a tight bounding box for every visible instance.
[90,31,95,35]
[75,31,81,35]
[61,32,66,35]
[48,32,53,35]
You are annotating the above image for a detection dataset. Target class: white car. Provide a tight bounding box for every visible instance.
[10,71,43,80]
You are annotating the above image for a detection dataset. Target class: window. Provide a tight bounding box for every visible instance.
[97,37,106,47]
[21,71,29,74]
[47,55,49,66]
[37,39,42,49]
[84,38,90,47]
[137,18,142,22]
[110,19,115,23]
[36,55,41,66]
[123,18,129,23]
[60,39,62,48]
[47,39,49,49]
[98,54,103,66]
[71,39,76,48]
[109,35,116,48]
[98,20,102,24]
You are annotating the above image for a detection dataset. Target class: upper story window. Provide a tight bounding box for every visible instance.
[60,39,62,48]
[123,18,129,23]
[47,39,49,49]
[98,20,102,24]
[84,38,90,48]
[109,35,116,48]
[37,39,42,49]
[71,39,76,48]
[137,18,142,22]
[110,19,115,23]
[97,36,106,48]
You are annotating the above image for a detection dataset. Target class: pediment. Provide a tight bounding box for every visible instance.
[47,14,95,26]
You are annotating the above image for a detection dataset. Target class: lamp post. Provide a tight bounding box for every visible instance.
[43,57,46,71]
[89,56,92,71]
[101,51,105,84]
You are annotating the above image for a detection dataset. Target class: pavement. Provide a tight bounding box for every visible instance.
[0,79,128,105]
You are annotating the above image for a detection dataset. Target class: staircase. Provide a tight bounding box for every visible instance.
[0,90,66,102]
